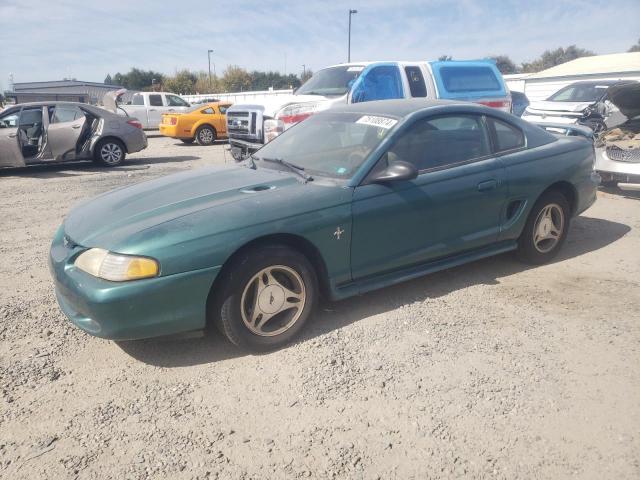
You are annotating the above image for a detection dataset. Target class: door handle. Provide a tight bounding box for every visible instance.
[71,124,81,129]
[8,133,17,138]
[149,109,157,112]
[477,179,497,192]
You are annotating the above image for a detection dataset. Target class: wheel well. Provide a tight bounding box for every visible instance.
[541,181,577,215]
[206,233,330,311]
[197,123,216,134]
[94,136,128,154]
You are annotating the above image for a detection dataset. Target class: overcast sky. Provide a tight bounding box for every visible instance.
[0,0,638,89]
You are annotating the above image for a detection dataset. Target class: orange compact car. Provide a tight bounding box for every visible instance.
[159,102,231,145]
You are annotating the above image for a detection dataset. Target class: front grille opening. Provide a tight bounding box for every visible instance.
[251,112,257,134]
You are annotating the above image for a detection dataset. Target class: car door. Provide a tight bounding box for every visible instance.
[350,113,507,280]
[165,94,191,113]
[0,110,25,167]
[147,93,165,128]
[47,105,87,161]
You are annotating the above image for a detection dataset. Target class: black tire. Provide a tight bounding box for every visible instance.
[181,138,195,144]
[93,138,126,167]
[516,191,571,265]
[195,125,216,145]
[212,245,318,352]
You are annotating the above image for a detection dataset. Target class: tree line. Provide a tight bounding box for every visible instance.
[104,67,313,95]
[105,39,640,93]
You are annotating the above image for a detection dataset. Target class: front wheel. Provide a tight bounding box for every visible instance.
[196,125,216,145]
[517,191,570,264]
[212,245,318,352]
[94,138,126,167]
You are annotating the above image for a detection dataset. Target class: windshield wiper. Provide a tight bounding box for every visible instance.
[259,157,313,183]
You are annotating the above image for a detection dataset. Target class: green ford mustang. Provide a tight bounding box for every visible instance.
[50,99,599,351]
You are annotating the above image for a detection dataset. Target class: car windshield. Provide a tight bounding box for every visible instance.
[254,112,398,179]
[296,65,364,96]
[547,84,609,102]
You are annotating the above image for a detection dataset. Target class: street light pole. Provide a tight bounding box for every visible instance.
[348,9,357,62]
[207,49,213,89]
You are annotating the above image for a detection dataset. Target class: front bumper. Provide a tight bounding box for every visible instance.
[49,226,221,340]
[521,113,580,125]
[595,148,640,184]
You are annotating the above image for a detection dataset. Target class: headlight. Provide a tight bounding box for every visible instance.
[75,248,159,281]
[263,119,284,143]
[582,106,593,118]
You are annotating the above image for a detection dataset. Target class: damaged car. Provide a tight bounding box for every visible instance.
[522,80,638,133]
[0,102,147,168]
[595,82,640,187]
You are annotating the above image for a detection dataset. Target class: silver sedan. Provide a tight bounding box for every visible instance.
[0,102,147,168]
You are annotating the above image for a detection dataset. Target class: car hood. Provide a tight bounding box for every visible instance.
[527,100,593,113]
[63,165,313,251]
[229,94,335,117]
[607,82,640,119]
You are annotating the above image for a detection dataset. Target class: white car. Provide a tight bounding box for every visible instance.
[103,90,191,129]
[595,82,640,187]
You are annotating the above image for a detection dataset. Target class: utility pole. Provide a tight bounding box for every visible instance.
[207,49,213,89]
[348,9,357,62]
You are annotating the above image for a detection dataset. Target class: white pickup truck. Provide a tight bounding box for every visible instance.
[227,60,512,160]
[103,90,192,129]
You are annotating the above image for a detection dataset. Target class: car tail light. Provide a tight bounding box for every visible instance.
[276,102,322,128]
[127,120,143,129]
[477,100,512,112]
[169,117,177,125]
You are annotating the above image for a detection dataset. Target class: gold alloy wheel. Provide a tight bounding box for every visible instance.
[533,203,564,253]
[240,265,306,336]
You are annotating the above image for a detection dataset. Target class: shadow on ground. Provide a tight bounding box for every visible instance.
[118,215,631,367]
[0,156,200,178]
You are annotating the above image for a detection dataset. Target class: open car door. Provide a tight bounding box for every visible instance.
[0,109,25,167]
[47,105,87,161]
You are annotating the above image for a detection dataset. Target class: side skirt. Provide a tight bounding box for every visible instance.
[332,240,518,301]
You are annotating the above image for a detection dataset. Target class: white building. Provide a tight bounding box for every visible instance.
[504,52,640,102]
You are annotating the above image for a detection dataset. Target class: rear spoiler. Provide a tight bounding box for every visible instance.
[534,123,594,140]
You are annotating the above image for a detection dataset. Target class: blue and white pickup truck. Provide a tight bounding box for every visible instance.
[227,60,511,159]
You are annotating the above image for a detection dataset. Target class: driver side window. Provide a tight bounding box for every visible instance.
[351,65,404,103]
[383,114,490,172]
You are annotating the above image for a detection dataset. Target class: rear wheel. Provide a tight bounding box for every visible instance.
[196,125,216,145]
[212,245,318,352]
[517,191,570,264]
[601,179,619,189]
[94,138,126,167]
[180,138,195,144]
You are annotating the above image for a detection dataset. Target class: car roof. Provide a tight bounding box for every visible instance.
[565,80,637,87]
[322,98,473,118]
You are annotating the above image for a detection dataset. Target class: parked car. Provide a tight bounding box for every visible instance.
[0,101,147,168]
[159,102,231,145]
[103,90,192,129]
[227,60,512,160]
[50,99,598,351]
[521,80,638,132]
[595,82,640,187]
[510,91,530,117]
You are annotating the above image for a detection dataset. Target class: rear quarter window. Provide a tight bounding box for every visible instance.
[487,117,525,152]
[439,66,501,93]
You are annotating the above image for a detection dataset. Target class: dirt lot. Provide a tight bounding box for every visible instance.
[1,135,639,479]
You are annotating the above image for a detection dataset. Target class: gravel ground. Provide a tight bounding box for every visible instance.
[1,135,639,479]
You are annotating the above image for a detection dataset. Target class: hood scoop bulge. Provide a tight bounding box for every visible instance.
[240,184,277,194]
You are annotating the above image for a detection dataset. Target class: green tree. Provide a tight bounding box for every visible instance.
[104,74,113,85]
[108,68,164,90]
[629,38,640,52]
[489,55,518,74]
[521,45,595,73]
[221,65,252,92]
[164,70,198,95]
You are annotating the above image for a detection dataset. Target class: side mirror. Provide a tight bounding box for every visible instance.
[369,160,418,183]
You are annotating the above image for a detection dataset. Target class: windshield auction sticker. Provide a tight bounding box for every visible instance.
[356,115,398,129]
